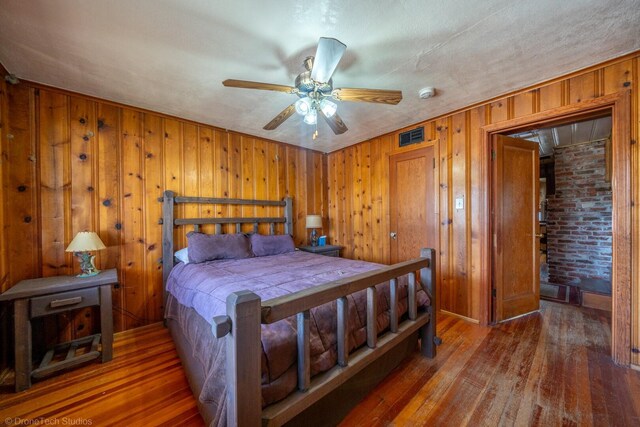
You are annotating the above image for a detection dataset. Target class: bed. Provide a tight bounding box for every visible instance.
[161,191,438,426]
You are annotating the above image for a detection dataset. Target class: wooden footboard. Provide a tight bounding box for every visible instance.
[161,191,437,426]
[213,249,437,427]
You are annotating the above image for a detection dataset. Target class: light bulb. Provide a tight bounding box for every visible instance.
[320,99,337,118]
[303,108,317,125]
[295,97,311,115]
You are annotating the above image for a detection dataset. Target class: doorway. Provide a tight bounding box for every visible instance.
[508,116,613,312]
[480,91,632,365]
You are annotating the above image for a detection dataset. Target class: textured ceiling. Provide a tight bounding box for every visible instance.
[0,0,638,153]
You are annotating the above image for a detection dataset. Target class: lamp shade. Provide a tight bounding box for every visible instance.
[305,215,322,229]
[65,231,107,252]
[320,99,337,118]
[295,97,311,115]
[303,108,317,125]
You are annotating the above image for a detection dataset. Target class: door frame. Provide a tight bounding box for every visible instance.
[479,90,632,365]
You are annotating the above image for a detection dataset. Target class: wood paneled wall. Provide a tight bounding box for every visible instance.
[1,54,638,367]
[327,54,639,352]
[635,56,640,366]
[0,83,326,337]
[0,65,10,368]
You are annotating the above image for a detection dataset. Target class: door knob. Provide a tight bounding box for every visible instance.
[390,232,397,240]
[535,234,544,238]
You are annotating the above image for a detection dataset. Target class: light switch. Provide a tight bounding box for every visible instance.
[455,197,464,210]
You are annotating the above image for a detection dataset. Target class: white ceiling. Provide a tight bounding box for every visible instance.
[0,1,638,153]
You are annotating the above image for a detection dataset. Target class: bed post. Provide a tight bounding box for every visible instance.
[284,197,293,236]
[420,248,437,358]
[226,291,262,427]
[162,190,175,315]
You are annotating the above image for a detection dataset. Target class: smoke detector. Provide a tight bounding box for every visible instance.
[418,87,436,99]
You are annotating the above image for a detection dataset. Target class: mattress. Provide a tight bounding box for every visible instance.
[165,250,429,423]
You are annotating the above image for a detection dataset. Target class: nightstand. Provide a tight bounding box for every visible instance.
[0,268,117,392]
[297,245,343,257]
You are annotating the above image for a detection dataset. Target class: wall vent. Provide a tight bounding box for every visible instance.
[399,126,424,147]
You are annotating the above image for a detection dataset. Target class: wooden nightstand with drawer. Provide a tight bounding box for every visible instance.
[0,269,117,392]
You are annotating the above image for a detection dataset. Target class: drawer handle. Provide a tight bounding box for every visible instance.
[50,297,83,308]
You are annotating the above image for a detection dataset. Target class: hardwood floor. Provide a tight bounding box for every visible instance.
[341,301,640,426]
[1,301,638,426]
[0,324,204,426]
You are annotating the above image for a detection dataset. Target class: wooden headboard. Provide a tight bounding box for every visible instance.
[161,190,293,307]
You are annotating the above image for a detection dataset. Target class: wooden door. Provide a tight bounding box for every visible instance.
[492,135,540,322]
[389,147,437,264]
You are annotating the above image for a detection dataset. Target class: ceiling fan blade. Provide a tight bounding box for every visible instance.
[332,87,402,105]
[319,109,348,135]
[263,103,297,130]
[223,79,296,94]
[310,37,346,84]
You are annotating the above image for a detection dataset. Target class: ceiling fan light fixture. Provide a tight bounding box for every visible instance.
[320,99,337,118]
[223,37,400,138]
[295,97,312,115]
[303,108,317,125]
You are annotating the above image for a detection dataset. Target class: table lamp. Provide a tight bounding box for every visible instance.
[65,231,107,277]
[305,215,322,247]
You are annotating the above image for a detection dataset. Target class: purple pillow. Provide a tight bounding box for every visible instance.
[250,234,295,257]
[187,232,253,263]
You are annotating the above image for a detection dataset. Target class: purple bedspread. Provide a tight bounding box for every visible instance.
[165,250,429,418]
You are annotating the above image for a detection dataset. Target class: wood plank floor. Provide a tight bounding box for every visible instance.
[341,301,640,426]
[0,324,204,426]
[1,301,639,426]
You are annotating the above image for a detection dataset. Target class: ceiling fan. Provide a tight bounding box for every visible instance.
[223,37,402,139]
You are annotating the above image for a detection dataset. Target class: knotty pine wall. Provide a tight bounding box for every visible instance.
[1,53,639,367]
[0,65,9,368]
[0,81,327,339]
[327,53,639,355]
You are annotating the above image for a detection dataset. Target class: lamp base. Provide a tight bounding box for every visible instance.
[76,271,101,278]
[75,252,100,277]
[309,229,319,247]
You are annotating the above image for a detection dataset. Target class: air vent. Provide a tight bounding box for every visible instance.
[399,126,424,147]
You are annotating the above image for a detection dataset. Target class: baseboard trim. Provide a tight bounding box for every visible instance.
[439,310,480,324]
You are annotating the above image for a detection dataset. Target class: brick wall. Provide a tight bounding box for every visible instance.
[547,139,612,286]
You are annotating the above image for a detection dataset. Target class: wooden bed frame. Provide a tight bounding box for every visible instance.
[161,191,438,426]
